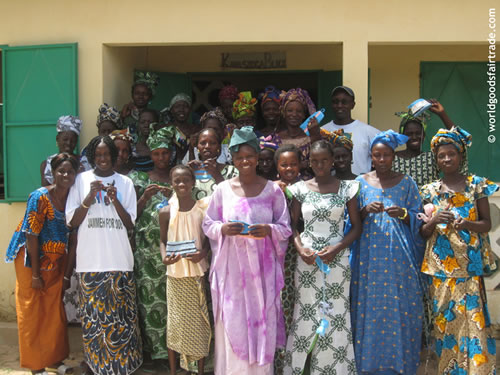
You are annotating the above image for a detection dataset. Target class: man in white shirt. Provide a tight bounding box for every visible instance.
[322,86,380,175]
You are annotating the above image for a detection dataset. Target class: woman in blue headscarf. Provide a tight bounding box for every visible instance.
[350,130,426,375]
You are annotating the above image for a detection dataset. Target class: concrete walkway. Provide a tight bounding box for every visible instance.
[0,322,498,374]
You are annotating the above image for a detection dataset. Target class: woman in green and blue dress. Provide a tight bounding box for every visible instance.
[420,126,497,375]
[129,125,176,368]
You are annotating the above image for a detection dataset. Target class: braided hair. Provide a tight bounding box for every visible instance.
[86,136,118,168]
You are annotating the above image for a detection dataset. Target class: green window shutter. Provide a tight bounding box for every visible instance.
[136,70,191,112]
[421,62,499,181]
[2,43,78,201]
[317,70,342,123]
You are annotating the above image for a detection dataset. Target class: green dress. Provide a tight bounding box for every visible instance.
[129,170,172,359]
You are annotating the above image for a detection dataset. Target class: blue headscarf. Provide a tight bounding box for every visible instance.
[370,130,409,150]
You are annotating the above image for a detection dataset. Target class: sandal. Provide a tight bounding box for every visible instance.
[46,363,74,375]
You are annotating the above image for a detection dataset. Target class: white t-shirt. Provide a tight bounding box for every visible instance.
[322,119,380,175]
[66,170,137,272]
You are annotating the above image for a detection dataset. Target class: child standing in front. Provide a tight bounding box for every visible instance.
[159,165,211,375]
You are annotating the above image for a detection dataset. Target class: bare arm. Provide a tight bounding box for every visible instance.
[291,198,316,265]
[159,206,170,261]
[40,160,50,187]
[69,180,101,228]
[26,233,44,289]
[62,231,77,293]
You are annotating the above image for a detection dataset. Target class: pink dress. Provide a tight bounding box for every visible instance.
[203,180,291,374]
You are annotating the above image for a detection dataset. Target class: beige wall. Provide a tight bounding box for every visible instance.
[0,0,498,321]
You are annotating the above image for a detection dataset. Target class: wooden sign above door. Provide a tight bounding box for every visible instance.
[221,51,286,69]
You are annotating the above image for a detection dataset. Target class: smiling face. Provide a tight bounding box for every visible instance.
[94,141,114,173]
[310,147,334,177]
[132,84,152,109]
[332,146,352,173]
[258,149,275,175]
[277,151,300,184]
[171,167,195,198]
[197,129,221,161]
[170,100,191,123]
[331,91,355,123]
[56,131,78,154]
[150,147,172,170]
[436,144,462,175]
[403,121,425,152]
[262,101,280,127]
[53,160,77,189]
[232,144,259,175]
[371,143,394,173]
[284,100,306,128]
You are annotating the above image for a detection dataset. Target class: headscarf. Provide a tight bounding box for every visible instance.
[110,129,133,144]
[218,84,239,102]
[96,103,120,126]
[57,115,82,135]
[320,128,354,151]
[232,91,257,120]
[280,88,316,116]
[370,130,409,150]
[395,111,429,134]
[134,71,159,96]
[146,124,176,151]
[229,126,260,154]
[169,93,192,108]
[430,126,472,155]
[259,85,282,108]
[200,107,227,127]
[259,135,279,152]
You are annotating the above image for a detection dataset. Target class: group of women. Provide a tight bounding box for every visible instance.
[5,74,498,375]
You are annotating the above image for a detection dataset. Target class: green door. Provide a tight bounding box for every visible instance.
[421,62,500,180]
[136,70,191,112]
[2,43,78,201]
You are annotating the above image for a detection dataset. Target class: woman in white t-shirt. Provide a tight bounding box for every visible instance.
[66,135,142,375]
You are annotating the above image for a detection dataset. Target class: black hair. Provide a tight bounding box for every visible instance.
[140,108,160,123]
[170,164,196,182]
[131,82,153,98]
[310,140,334,157]
[86,136,118,168]
[274,144,302,165]
[51,152,79,172]
[196,127,222,145]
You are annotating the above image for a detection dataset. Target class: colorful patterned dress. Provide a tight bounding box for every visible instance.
[420,175,498,375]
[202,180,292,374]
[351,175,425,374]
[283,180,359,375]
[129,170,172,360]
[5,187,70,370]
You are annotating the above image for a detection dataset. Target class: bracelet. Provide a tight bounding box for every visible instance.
[32,275,41,280]
[63,276,70,281]
[398,207,408,220]
[81,201,90,209]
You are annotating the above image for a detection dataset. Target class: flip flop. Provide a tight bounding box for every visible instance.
[46,364,74,375]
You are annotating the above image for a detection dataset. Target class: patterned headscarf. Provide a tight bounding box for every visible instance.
[430,126,472,155]
[229,126,260,154]
[280,88,316,116]
[169,93,192,108]
[96,103,120,126]
[395,111,429,134]
[259,135,279,152]
[320,128,354,151]
[218,84,239,102]
[134,71,159,96]
[259,86,282,108]
[110,129,133,144]
[200,107,227,127]
[57,115,82,135]
[146,125,176,151]
[232,91,257,120]
[370,130,409,150]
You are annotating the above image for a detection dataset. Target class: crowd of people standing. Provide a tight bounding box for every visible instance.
[5,72,498,375]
